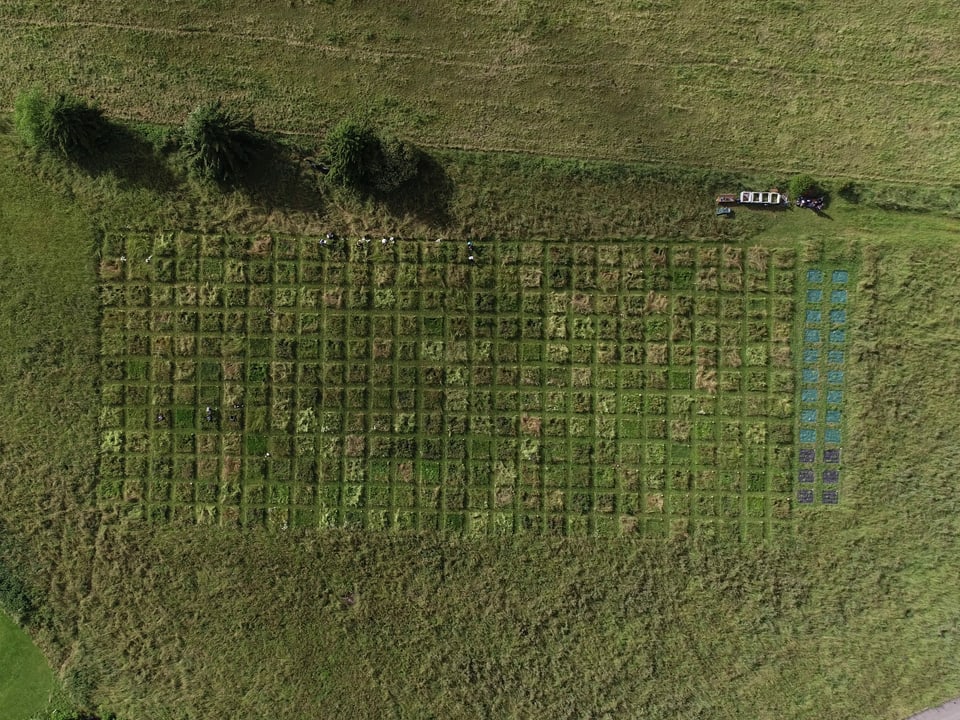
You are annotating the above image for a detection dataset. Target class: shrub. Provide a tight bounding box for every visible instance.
[324,118,380,190]
[369,134,421,193]
[13,89,105,157]
[12,88,47,148]
[788,173,818,198]
[325,118,421,193]
[0,559,35,623]
[182,100,258,182]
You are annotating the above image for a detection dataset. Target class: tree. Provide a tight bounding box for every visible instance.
[182,100,257,183]
[324,118,380,190]
[13,89,105,158]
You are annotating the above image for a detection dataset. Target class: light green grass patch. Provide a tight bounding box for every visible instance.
[0,612,58,720]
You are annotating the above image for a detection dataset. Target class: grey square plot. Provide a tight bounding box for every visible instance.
[822,490,839,504]
[824,448,841,463]
[799,448,815,463]
[798,489,814,504]
[799,469,814,483]
[823,469,839,484]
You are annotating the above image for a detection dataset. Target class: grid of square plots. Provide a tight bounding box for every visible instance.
[96,233,797,540]
[798,268,848,505]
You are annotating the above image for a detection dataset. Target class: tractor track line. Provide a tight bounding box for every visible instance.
[5,16,960,91]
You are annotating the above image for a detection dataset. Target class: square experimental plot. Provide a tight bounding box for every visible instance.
[96,235,797,540]
[797,265,850,506]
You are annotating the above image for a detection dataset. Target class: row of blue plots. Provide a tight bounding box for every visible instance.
[798,268,848,505]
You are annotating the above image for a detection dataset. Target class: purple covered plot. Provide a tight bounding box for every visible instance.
[798,489,814,504]
[824,449,841,463]
[822,490,839,504]
[799,469,814,483]
[823,470,839,484]
[799,448,815,463]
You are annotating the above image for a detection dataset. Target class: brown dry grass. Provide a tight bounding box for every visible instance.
[248,235,273,257]
[646,343,668,365]
[644,290,669,314]
[695,367,718,394]
[520,415,542,435]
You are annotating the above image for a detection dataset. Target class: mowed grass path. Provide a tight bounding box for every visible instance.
[0,612,59,720]
[1,1,960,182]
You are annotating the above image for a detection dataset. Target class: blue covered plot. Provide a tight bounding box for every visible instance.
[830,309,847,324]
[828,370,844,384]
[807,269,824,283]
[805,329,821,343]
[825,428,841,443]
[801,409,818,423]
[831,290,847,304]
[802,389,819,402]
[827,389,843,404]
[829,329,846,343]
[804,349,819,363]
[828,350,844,364]
[800,429,817,443]
[826,409,842,424]
[832,270,849,284]
[807,289,823,303]
[803,368,819,383]
[806,310,822,323]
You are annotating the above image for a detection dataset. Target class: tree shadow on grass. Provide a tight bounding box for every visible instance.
[236,135,326,216]
[74,121,181,192]
[375,151,455,229]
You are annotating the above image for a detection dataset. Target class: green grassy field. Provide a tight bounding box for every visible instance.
[2,1,960,184]
[0,132,950,719]
[0,2,958,719]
